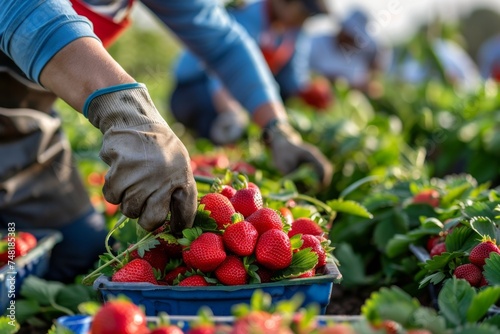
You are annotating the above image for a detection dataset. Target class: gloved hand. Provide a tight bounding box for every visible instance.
[209,108,249,145]
[263,119,333,188]
[85,83,197,232]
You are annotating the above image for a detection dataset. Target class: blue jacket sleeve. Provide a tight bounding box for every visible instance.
[0,0,99,84]
[141,0,281,114]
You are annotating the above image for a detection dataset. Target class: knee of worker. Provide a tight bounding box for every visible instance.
[44,207,108,283]
[169,80,218,139]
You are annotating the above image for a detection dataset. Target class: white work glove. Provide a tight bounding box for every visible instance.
[85,83,197,232]
[262,119,333,188]
[209,108,249,145]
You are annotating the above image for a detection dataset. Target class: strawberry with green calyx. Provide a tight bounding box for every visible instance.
[246,207,285,236]
[111,258,158,284]
[90,297,149,334]
[279,207,294,227]
[255,229,294,271]
[162,258,188,285]
[210,177,237,200]
[429,242,446,258]
[469,236,500,268]
[174,269,217,286]
[199,193,236,230]
[412,189,440,207]
[179,227,227,273]
[453,263,483,287]
[215,255,248,285]
[288,217,325,238]
[156,232,183,259]
[150,312,184,334]
[299,234,327,268]
[186,307,216,334]
[222,213,258,256]
[272,246,319,281]
[128,241,169,273]
[230,175,263,217]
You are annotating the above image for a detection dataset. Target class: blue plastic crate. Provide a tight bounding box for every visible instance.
[93,262,342,316]
[0,229,63,314]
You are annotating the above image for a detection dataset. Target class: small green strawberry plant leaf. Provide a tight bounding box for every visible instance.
[243,256,260,284]
[445,225,479,253]
[177,227,203,248]
[136,238,160,258]
[438,278,476,327]
[440,182,476,208]
[338,175,381,199]
[193,204,218,231]
[484,253,500,286]
[334,242,381,287]
[419,271,446,289]
[482,314,500,329]
[469,216,497,241]
[289,234,304,250]
[326,199,373,219]
[20,276,65,308]
[0,316,19,333]
[272,249,318,281]
[462,201,498,221]
[421,251,465,272]
[14,299,40,324]
[374,214,408,253]
[362,192,400,212]
[77,301,102,316]
[451,322,500,334]
[97,253,116,277]
[466,286,500,323]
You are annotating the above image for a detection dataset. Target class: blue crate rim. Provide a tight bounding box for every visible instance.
[94,262,342,292]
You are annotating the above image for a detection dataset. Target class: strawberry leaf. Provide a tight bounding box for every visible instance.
[438,277,476,327]
[137,238,160,258]
[445,225,479,253]
[178,227,203,247]
[419,271,446,289]
[193,204,218,231]
[462,201,498,220]
[0,316,19,334]
[243,256,261,284]
[466,286,500,323]
[421,252,465,272]
[326,199,373,219]
[484,253,500,286]
[290,234,304,250]
[97,254,117,276]
[272,249,318,280]
[469,216,497,241]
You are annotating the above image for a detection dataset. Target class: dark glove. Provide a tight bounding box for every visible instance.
[85,83,197,232]
[262,119,333,188]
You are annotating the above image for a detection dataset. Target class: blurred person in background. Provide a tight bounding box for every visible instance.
[0,0,332,282]
[477,34,500,82]
[308,9,389,93]
[169,0,334,147]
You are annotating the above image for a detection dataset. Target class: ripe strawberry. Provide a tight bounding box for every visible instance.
[163,266,189,285]
[200,193,236,230]
[222,220,258,256]
[288,218,324,238]
[246,208,283,236]
[90,299,149,334]
[412,189,440,207]
[230,187,263,218]
[479,276,489,287]
[469,238,500,268]
[298,269,315,278]
[157,233,183,259]
[220,185,237,199]
[256,266,273,283]
[231,161,256,175]
[215,255,248,285]
[232,311,284,334]
[255,229,292,270]
[129,244,169,272]
[453,263,483,287]
[300,234,326,268]
[429,242,446,258]
[426,235,443,252]
[178,275,211,286]
[111,259,158,284]
[0,237,29,263]
[17,232,37,250]
[150,325,184,334]
[182,232,226,272]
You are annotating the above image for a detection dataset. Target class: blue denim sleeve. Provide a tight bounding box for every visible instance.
[141,0,281,114]
[0,0,98,84]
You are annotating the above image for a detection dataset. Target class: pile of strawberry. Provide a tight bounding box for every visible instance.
[107,178,331,286]
[0,231,37,266]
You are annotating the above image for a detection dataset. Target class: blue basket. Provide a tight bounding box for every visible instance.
[0,229,63,314]
[93,262,342,316]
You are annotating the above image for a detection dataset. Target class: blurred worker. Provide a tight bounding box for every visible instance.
[308,9,386,92]
[477,34,500,82]
[0,0,332,282]
[170,0,334,146]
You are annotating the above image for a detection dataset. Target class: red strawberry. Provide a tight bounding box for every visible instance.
[479,276,489,287]
[0,237,29,263]
[200,193,236,230]
[469,238,500,268]
[453,263,482,287]
[300,234,326,268]
[429,242,446,258]
[230,187,263,218]
[17,232,37,250]
[150,325,184,334]
[220,185,237,199]
[111,259,158,284]
[298,269,315,278]
[256,266,273,283]
[222,220,258,256]
[186,324,215,334]
[232,311,283,334]
[255,229,292,270]
[412,189,440,207]
[163,266,189,285]
[426,235,443,252]
[157,233,183,259]
[90,299,149,334]
[288,218,324,238]
[215,255,248,285]
[129,244,169,272]
[178,275,210,286]
[246,208,283,236]
[182,232,226,272]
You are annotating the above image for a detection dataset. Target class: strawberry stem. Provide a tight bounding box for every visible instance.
[105,215,129,264]
[194,175,215,185]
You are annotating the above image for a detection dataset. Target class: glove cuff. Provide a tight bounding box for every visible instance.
[84,83,166,133]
